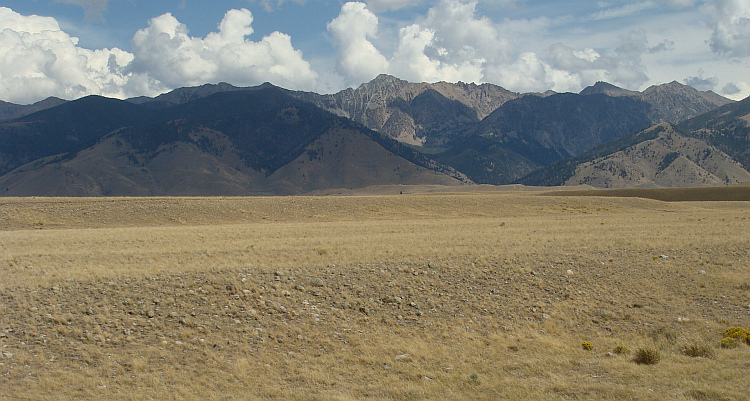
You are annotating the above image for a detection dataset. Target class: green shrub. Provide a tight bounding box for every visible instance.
[581,342,594,351]
[633,348,660,365]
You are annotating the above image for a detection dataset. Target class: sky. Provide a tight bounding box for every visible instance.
[1,0,749,105]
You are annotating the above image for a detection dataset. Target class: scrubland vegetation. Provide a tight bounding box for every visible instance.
[1,189,749,400]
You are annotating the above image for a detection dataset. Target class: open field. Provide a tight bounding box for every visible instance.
[2,190,750,400]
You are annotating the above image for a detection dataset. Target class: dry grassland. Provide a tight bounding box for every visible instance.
[1,191,750,400]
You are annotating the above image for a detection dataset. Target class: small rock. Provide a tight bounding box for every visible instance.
[146,310,155,318]
[311,278,325,287]
[541,313,551,320]
[274,270,284,277]
[428,262,436,269]
[699,270,706,275]
[605,352,615,357]
[566,269,574,275]
[395,354,412,362]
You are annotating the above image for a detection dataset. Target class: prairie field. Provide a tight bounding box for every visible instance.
[1,189,750,400]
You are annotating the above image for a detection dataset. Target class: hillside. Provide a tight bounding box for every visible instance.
[0,78,738,194]
[518,98,750,188]
[0,87,465,196]
[290,74,521,147]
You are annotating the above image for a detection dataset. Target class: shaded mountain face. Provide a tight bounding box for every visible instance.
[0,97,156,175]
[0,97,68,123]
[518,98,750,188]
[432,92,654,184]
[0,87,464,196]
[580,81,733,124]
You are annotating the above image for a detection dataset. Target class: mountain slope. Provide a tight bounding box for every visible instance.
[0,97,67,122]
[0,96,155,175]
[517,98,750,188]
[290,74,521,147]
[0,87,464,196]
[580,81,733,124]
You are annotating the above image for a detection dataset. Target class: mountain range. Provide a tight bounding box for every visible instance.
[0,75,747,196]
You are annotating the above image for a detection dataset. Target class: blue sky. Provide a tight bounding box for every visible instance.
[1,0,748,104]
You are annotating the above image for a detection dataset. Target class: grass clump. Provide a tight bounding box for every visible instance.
[633,348,661,365]
[612,345,631,355]
[679,339,715,358]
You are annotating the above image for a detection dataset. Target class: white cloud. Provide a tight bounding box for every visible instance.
[389,0,507,83]
[328,0,514,85]
[128,9,318,92]
[327,2,389,85]
[328,0,659,92]
[704,0,750,57]
[0,7,318,104]
[0,7,132,104]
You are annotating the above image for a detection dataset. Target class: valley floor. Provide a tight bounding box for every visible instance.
[1,191,749,400]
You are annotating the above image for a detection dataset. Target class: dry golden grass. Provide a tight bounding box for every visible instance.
[1,191,750,400]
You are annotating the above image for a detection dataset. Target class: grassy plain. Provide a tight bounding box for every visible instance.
[1,189,750,400]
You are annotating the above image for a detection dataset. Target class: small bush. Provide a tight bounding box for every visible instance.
[633,348,660,365]
[718,337,740,349]
[317,248,328,256]
[721,327,750,346]
[680,340,715,358]
[722,327,749,338]
[469,373,480,385]
[581,342,594,351]
[613,345,631,355]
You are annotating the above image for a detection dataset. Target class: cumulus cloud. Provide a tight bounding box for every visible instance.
[329,1,514,85]
[128,9,317,92]
[0,7,132,104]
[329,1,660,93]
[704,0,750,57]
[327,2,389,85]
[0,7,318,104]
[390,0,511,83]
